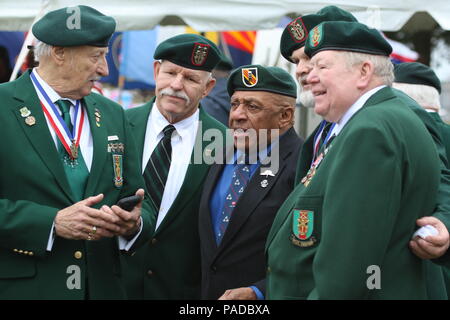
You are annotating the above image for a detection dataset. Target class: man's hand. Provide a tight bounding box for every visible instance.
[102,189,145,239]
[410,216,450,259]
[218,287,257,300]
[54,194,121,240]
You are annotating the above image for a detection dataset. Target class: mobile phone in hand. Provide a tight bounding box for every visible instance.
[116,195,143,211]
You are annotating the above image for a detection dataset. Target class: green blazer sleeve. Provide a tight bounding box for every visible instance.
[0,201,57,257]
[394,90,450,266]
[117,109,156,251]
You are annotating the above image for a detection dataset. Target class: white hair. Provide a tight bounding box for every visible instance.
[392,82,441,111]
[33,40,53,61]
[339,51,395,86]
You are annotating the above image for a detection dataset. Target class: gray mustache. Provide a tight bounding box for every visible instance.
[160,88,190,104]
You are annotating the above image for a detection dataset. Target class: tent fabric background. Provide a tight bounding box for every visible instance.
[1,0,450,32]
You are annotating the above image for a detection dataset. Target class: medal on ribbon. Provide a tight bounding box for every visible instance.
[30,71,85,160]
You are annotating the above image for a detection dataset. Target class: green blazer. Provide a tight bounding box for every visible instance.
[0,71,155,300]
[266,87,440,299]
[122,98,226,299]
[295,89,450,268]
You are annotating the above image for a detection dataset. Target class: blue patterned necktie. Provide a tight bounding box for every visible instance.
[215,160,250,244]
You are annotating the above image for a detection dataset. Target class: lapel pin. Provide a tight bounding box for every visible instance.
[260,169,275,177]
[19,107,31,118]
[95,108,101,127]
[261,179,268,188]
[25,116,36,126]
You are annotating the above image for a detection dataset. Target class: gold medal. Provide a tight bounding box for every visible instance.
[70,140,78,159]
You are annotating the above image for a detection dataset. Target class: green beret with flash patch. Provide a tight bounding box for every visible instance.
[280,6,357,63]
[304,21,392,58]
[154,34,222,72]
[227,64,297,98]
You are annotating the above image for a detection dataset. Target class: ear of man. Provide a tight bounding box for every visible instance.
[51,46,66,66]
[356,60,375,90]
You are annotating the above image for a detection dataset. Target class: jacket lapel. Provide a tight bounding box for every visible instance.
[11,71,74,202]
[83,95,108,196]
[128,98,154,160]
[199,162,226,251]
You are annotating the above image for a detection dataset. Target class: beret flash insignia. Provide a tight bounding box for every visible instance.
[242,67,258,87]
[191,42,210,66]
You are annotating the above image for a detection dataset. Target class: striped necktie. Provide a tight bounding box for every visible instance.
[55,99,89,201]
[144,124,176,211]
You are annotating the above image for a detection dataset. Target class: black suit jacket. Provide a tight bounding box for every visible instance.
[198,128,302,299]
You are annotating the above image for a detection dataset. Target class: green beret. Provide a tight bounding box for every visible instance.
[304,21,392,58]
[32,5,116,47]
[215,55,234,71]
[227,64,297,98]
[154,34,222,72]
[280,6,357,63]
[394,62,441,93]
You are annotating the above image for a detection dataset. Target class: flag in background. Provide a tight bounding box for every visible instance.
[120,29,158,86]
[0,31,24,69]
[382,33,419,64]
[220,31,256,67]
[100,27,258,91]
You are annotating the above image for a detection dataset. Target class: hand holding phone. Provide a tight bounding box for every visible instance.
[116,195,143,212]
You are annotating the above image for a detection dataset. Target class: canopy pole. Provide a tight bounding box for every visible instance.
[9,0,51,81]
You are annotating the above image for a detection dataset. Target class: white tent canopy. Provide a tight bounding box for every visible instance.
[0,0,449,32]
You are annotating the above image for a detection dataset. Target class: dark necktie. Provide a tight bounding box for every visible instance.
[144,124,176,211]
[319,121,333,149]
[215,158,250,244]
[55,99,89,201]
[56,99,73,132]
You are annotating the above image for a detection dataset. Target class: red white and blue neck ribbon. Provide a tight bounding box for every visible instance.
[312,120,335,165]
[30,71,85,159]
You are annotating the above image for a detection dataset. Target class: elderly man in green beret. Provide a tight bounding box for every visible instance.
[266,21,441,299]
[278,5,450,295]
[0,6,155,299]
[198,65,302,300]
[121,34,226,299]
[394,62,450,162]
[393,62,450,299]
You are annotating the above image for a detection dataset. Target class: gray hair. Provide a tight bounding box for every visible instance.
[33,40,52,61]
[339,51,395,86]
[392,82,441,111]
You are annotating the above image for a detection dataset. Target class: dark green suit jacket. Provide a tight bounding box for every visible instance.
[296,89,450,267]
[122,98,226,299]
[266,87,440,299]
[0,71,155,300]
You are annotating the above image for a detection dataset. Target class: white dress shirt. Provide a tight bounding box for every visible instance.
[142,102,200,230]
